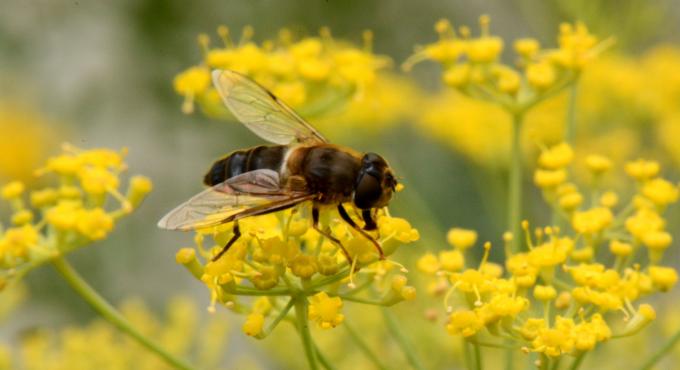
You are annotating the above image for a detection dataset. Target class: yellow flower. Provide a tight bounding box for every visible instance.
[30,188,58,208]
[532,316,575,357]
[528,238,573,268]
[1,181,25,200]
[641,178,679,206]
[641,230,672,251]
[538,143,574,169]
[625,208,665,240]
[520,318,546,340]
[447,310,484,337]
[78,167,119,196]
[599,191,619,208]
[76,208,114,241]
[609,240,633,257]
[439,250,465,272]
[526,62,556,89]
[446,228,477,250]
[551,22,599,69]
[467,36,504,63]
[625,159,660,181]
[289,254,318,279]
[0,224,39,261]
[242,313,265,337]
[649,266,678,291]
[417,253,440,274]
[585,154,612,174]
[308,292,344,329]
[533,285,557,301]
[45,200,83,231]
[127,175,153,207]
[572,207,613,235]
[534,169,567,188]
[514,38,540,57]
[378,216,419,243]
[559,192,583,211]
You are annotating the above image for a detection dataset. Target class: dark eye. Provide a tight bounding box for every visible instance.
[354,174,382,209]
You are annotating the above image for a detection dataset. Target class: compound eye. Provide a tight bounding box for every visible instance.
[354,173,382,209]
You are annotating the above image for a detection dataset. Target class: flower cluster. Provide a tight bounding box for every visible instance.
[0,101,56,182]
[415,42,680,175]
[175,206,418,338]
[174,26,392,120]
[0,144,152,286]
[405,16,606,112]
[0,296,234,370]
[418,144,677,365]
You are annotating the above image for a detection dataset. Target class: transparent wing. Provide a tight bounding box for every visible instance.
[212,69,328,145]
[157,170,315,231]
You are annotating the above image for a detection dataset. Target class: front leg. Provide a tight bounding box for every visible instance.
[212,221,241,262]
[362,209,377,231]
[338,205,385,260]
[312,206,353,264]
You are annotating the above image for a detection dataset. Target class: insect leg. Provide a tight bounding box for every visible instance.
[312,206,353,264]
[211,221,241,262]
[339,205,385,260]
[362,209,377,230]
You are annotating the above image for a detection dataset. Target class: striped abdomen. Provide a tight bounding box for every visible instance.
[203,145,287,186]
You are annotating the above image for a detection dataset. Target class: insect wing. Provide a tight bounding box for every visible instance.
[157,170,312,231]
[212,69,328,145]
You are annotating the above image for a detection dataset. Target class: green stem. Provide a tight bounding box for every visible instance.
[463,339,473,370]
[569,352,587,370]
[473,343,482,370]
[540,354,550,370]
[314,342,338,370]
[504,343,515,370]
[565,82,578,144]
[51,257,197,370]
[637,328,680,370]
[294,296,319,370]
[344,321,388,370]
[382,308,426,370]
[508,112,524,253]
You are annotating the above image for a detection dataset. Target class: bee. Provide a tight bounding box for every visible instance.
[158,69,397,263]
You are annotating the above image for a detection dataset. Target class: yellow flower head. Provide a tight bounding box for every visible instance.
[625,159,660,181]
[649,266,678,291]
[308,292,344,329]
[242,313,265,337]
[447,310,484,337]
[572,207,613,235]
[534,169,568,189]
[446,228,477,250]
[1,181,25,200]
[585,154,612,174]
[641,178,679,206]
[539,143,574,169]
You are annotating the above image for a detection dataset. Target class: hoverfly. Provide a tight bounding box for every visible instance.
[158,69,397,263]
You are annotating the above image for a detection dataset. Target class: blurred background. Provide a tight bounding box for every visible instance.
[2,0,680,369]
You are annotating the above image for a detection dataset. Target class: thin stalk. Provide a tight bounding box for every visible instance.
[504,343,515,370]
[637,328,680,370]
[569,352,587,370]
[294,297,319,370]
[473,343,482,370]
[344,321,388,370]
[565,83,578,144]
[508,112,524,253]
[51,257,197,370]
[314,342,338,370]
[463,339,473,370]
[382,308,426,370]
